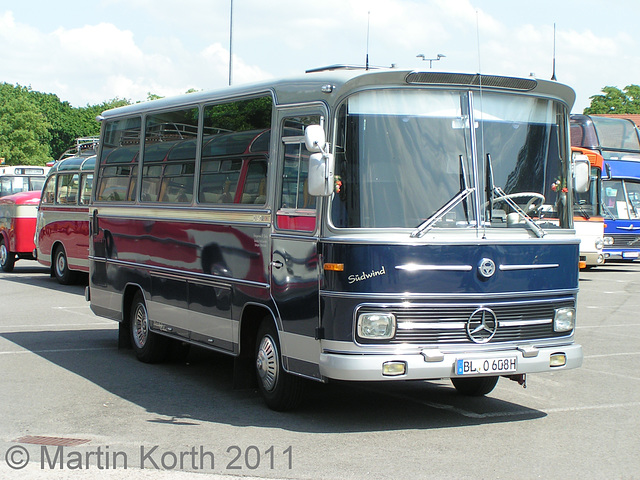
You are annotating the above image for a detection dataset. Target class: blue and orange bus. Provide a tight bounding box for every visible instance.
[571,114,640,261]
[88,69,585,410]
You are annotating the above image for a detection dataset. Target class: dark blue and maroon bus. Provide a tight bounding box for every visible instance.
[88,69,585,410]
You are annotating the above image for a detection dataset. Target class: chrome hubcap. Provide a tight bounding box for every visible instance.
[0,244,7,265]
[256,335,278,392]
[56,252,66,276]
[133,304,148,348]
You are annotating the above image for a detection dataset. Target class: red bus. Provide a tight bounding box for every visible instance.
[0,190,41,272]
[35,155,95,284]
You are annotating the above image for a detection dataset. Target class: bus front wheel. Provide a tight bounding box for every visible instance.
[129,292,168,363]
[451,376,499,396]
[0,238,15,272]
[255,319,304,411]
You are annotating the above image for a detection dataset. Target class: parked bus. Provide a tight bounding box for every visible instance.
[88,68,586,410]
[0,190,41,271]
[0,165,50,198]
[571,146,608,268]
[35,155,96,284]
[570,114,640,261]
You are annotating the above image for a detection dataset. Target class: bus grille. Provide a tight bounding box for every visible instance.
[609,233,640,248]
[357,298,575,345]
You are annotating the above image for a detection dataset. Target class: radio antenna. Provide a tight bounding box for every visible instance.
[551,23,557,81]
[365,11,371,70]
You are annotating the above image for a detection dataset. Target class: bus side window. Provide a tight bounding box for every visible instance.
[57,173,80,204]
[80,174,93,205]
[276,141,317,232]
[41,177,56,204]
[240,159,268,204]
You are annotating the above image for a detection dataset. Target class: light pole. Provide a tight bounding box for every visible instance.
[416,53,446,68]
[229,0,233,86]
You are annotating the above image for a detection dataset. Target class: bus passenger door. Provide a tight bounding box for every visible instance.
[270,111,324,380]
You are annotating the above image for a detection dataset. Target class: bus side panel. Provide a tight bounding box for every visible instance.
[90,212,270,351]
[37,206,91,271]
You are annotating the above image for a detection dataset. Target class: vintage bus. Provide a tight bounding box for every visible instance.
[571,146,608,268]
[35,155,96,284]
[88,69,585,410]
[0,190,41,271]
[0,165,50,198]
[570,114,640,261]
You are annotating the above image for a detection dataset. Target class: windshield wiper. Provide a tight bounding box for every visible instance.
[575,201,591,220]
[485,153,494,223]
[493,186,546,238]
[411,187,475,238]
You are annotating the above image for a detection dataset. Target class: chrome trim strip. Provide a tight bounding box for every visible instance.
[89,256,269,289]
[499,263,559,271]
[397,322,466,330]
[321,337,576,356]
[498,318,552,327]
[319,288,578,300]
[395,264,473,272]
[320,235,580,246]
[92,205,272,226]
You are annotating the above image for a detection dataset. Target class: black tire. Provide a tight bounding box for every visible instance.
[451,376,499,396]
[0,238,15,272]
[129,292,169,363]
[53,245,77,285]
[255,319,304,411]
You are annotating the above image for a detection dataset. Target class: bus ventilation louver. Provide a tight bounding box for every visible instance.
[406,72,537,91]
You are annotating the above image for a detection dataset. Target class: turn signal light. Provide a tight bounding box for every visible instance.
[324,263,344,271]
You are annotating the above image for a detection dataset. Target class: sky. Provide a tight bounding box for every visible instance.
[1,0,639,113]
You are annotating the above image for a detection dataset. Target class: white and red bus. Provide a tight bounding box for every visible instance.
[0,190,41,271]
[0,165,50,198]
[35,155,95,284]
[571,146,609,268]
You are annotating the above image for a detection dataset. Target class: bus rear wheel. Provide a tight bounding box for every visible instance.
[129,292,168,363]
[53,245,76,285]
[255,319,304,411]
[451,376,499,396]
[0,238,15,272]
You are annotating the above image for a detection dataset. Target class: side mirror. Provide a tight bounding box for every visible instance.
[308,152,335,197]
[573,155,590,194]
[305,125,334,197]
[304,125,326,153]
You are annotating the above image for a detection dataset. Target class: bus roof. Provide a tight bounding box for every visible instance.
[48,155,96,174]
[99,69,576,120]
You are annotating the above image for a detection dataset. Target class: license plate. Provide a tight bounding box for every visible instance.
[456,357,517,376]
[623,251,639,259]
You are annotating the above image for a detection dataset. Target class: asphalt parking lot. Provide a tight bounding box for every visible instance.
[1,260,639,479]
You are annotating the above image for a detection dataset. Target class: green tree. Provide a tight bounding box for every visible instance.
[0,84,52,165]
[584,85,640,114]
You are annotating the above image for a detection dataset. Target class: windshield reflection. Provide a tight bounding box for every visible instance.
[331,89,569,231]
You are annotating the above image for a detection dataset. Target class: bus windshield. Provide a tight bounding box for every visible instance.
[331,89,568,230]
[0,175,46,197]
[590,116,640,154]
[602,179,640,220]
